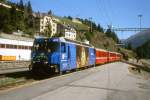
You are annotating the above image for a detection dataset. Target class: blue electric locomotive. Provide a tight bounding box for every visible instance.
[31,37,95,75]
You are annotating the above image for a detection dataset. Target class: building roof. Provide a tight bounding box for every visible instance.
[0,33,34,42]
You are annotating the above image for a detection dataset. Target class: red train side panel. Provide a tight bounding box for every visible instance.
[95,48,108,64]
[95,48,122,64]
[108,52,122,62]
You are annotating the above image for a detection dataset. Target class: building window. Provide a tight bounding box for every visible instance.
[24,46,28,49]
[14,45,17,49]
[10,45,13,48]
[0,43,31,50]
[6,44,10,48]
[0,44,5,48]
[29,46,32,50]
[18,45,22,49]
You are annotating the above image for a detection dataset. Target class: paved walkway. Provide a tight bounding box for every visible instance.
[0,62,150,100]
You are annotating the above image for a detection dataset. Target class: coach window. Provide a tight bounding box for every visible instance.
[61,43,66,53]
[14,45,17,49]
[10,45,13,49]
[29,46,32,50]
[18,45,22,49]
[27,46,30,50]
[0,44,5,48]
[23,46,25,49]
[6,44,10,48]
[25,46,28,49]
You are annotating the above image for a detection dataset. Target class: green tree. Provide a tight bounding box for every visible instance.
[9,5,18,32]
[105,28,119,43]
[0,7,9,31]
[27,1,32,15]
[111,31,119,43]
[136,40,150,59]
[105,28,112,37]
[23,1,35,35]
[67,16,72,20]
[97,24,104,33]
[48,10,52,15]
[19,0,24,10]
[127,42,132,50]
[0,0,6,3]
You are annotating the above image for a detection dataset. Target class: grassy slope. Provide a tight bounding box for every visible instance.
[57,17,89,31]
[119,48,136,58]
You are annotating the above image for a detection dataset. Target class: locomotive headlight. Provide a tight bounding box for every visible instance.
[44,61,48,64]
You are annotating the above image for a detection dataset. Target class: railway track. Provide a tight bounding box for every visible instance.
[0,70,32,89]
[0,61,31,89]
[0,67,29,75]
[0,61,30,74]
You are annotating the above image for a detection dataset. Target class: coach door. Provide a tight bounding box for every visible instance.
[67,44,76,70]
[68,45,70,69]
[60,43,68,71]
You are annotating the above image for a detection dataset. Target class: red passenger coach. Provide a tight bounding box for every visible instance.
[108,52,122,62]
[95,47,122,65]
[108,52,116,62]
[95,48,108,64]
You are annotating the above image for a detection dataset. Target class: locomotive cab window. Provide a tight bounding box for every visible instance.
[47,41,59,53]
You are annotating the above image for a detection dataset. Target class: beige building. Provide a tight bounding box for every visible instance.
[34,13,77,40]
[64,27,76,40]
[33,12,60,37]
[55,23,77,40]
[39,15,58,37]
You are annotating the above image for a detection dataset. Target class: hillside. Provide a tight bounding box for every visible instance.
[136,40,150,59]
[124,30,150,49]
[56,17,89,31]
[76,31,117,51]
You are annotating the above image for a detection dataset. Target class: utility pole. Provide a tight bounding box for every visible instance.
[138,14,143,58]
[89,17,92,32]
[138,14,143,32]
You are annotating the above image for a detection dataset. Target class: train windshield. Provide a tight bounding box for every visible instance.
[47,42,59,53]
[33,39,59,53]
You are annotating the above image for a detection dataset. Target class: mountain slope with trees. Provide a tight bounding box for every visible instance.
[0,0,35,36]
[136,40,150,59]
[124,30,150,49]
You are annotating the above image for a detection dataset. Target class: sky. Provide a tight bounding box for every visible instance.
[11,0,150,39]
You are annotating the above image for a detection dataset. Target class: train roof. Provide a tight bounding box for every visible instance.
[109,51,121,55]
[95,47,121,55]
[35,37,94,48]
[0,38,33,46]
[64,38,94,48]
[95,48,108,52]
[0,33,34,42]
